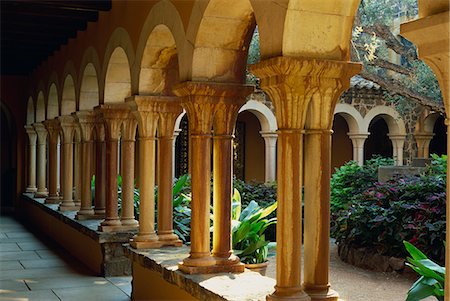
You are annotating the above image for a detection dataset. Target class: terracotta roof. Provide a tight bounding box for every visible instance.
[350,75,381,90]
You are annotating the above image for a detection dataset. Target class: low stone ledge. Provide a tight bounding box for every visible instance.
[125,245,275,301]
[337,243,406,273]
[20,193,136,276]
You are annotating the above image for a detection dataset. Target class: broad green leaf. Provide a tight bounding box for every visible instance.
[404,241,427,260]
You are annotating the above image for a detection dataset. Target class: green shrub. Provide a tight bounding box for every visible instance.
[331,155,446,264]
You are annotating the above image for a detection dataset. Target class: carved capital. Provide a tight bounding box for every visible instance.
[24,125,37,144]
[94,104,130,141]
[74,111,96,142]
[122,116,138,141]
[57,115,76,144]
[173,82,253,135]
[251,57,361,130]
[33,122,48,144]
[127,95,183,138]
[43,119,61,144]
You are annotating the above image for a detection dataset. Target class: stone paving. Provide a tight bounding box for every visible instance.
[0,215,433,301]
[0,215,131,301]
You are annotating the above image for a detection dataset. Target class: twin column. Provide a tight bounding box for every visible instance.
[251,57,361,301]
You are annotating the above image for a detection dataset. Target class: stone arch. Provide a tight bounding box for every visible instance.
[47,83,59,119]
[187,0,257,82]
[102,28,134,104]
[79,63,100,110]
[78,47,101,110]
[362,106,406,135]
[137,24,180,95]
[36,91,45,122]
[239,100,277,132]
[134,0,189,89]
[26,97,35,125]
[174,110,186,131]
[423,112,442,133]
[334,103,364,134]
[61,75,76,116]
[283,0,359,60]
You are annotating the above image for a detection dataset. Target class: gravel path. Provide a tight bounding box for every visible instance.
[265,240,434,301]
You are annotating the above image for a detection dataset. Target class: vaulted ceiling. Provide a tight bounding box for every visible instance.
[1,0,112,75]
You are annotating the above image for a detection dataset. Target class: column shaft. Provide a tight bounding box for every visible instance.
[303,131,338,301]
[76,141,94,217]
[446,121,450,300]
[34,124,48,198]
[59,137,76,210]
[121,139,138,227]
[273,130,308,299]
[130,137,158,245]
[74,139,82,205]
[25,126,37,192]
[95,139,106,215]
[157,136,181,244]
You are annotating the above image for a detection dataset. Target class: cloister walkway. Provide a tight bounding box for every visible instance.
[0,215,131,301]
[0,215,432,301]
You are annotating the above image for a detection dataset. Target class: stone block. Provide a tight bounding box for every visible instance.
[378,166,425,182]
[411,158,432,167]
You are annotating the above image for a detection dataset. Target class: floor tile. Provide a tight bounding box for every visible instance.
[5,232,34,239]
[0,261,23,271]
[53,283,130,301]
[25,276,107,290]
[0,280,28,292]
[0,251,40,262]
[0,244,20,252]
[0,290,60,301]
[35,250,61,259]
[107,277,132,297]
[0,267,76,281]
[20,258,67,269]
[17,242,49,251]
[0,234,7,239]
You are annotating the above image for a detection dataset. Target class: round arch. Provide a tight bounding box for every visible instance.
[239,100,277,132]
[26,97,35,125]
[78,47,101,110]
[137,24,179,95]
[362,106,406,135]
[334,103,364,134]
[174,110,186,131]
[47,83,59,119]
[187,0,256,82]
[134,0,188,89]
[423,112,442,133]
[36,91,46,122]
[79,63,100,110]
[61,75,76,116]
[101,27,134,104]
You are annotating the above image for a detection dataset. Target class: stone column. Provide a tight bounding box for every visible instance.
[58,116,78,211]
[94,120,106,217]
[251,57,360,301]
[259,131,277,182]
[402,6,449,298]
[59,133,64,199]
[75,111,96,219]
[73,127,82,206]
[348,133,369,166]
[24,125,37,193]
[120,116,139,229]
[388,134,406,166]
[173,82,219,273]
[156,97,183,247]
[57,136,61,195]
[127,96,160,248]
[173,129,181,179]
[33,123,48,198]
[211,84,253,273]
[414,132,434,158]
[302,60,360,301]
[96,105,130,232]
[43,119,61,203]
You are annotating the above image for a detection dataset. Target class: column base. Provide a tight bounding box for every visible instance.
[58,201,79,211]
[267,289,311,301]
[98,219,137,232]
[26,187,37,193]
[304,288,339,301]
[121,219,139,227]
[75,209,95,220]
[178,260,244,274]
[129,233,160,249]
[34,191,48,198]
[45,195,61,204]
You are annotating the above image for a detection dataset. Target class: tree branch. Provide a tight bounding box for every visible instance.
[358,69,445,114]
